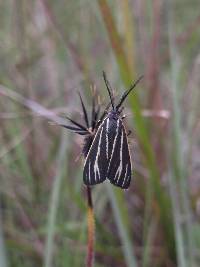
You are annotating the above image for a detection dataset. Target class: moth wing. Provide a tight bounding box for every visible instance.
[83,119,108,186]
[106,119,132,189]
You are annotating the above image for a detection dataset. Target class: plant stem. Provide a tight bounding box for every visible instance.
[86,186,95,267]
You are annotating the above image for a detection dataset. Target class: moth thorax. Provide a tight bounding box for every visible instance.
[108,110,119,120]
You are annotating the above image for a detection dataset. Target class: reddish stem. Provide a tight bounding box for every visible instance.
[86,186,95,267]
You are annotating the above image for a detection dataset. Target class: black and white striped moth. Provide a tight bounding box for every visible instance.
[83,72,143,189]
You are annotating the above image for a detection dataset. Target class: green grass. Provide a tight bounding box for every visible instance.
[0,0,200,266]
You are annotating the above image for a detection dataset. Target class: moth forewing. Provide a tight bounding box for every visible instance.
[119,122,132,189]
[83,117,108,186]
[122,119,133,173]
[106,117,132,189]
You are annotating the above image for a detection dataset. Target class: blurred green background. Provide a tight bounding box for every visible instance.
[0,0,200,267]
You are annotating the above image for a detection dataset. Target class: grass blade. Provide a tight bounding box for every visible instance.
[43,131,69,267]
[106,184,138,267]
[0,210,8,267]
[167,1,195,266]
[98,0,175,259]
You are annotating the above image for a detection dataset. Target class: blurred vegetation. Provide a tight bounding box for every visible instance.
[0,0,200,267]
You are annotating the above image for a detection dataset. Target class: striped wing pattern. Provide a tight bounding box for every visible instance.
[83,116,132,189]
[83,119,108,185]
[106,118,131,189]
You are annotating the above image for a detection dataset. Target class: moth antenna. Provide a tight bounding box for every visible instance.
[116,75,143,110]
[102,71,115,110]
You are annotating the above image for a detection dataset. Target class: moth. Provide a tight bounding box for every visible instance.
[83,72,143,189]
[61,72,142,189]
